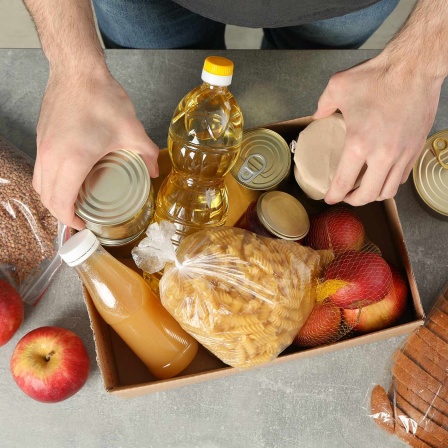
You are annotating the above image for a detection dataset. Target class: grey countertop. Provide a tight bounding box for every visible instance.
[1,49,447,448]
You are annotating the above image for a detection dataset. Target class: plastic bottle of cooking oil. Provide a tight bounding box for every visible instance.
[154,56,244,246]
[59,229,198,380]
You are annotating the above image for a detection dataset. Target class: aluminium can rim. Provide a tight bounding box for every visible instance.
[230,128,291,191]
[413,129,448,217]
[256,191,310,240]
[75,150,151,226]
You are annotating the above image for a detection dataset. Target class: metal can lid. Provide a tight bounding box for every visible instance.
[413,129,448,217]
[230,128,291,190]
[75,150,151,225]
[257,191,309,240]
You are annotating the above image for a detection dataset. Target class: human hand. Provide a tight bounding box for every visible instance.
[313,55,443,206]
[33,69,159,230]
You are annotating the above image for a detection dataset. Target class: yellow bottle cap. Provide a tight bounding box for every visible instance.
[203,56,234,77]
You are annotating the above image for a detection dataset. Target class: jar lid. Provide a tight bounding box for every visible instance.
[257,191,309,240]
[75,150,151,225]
[230,128,291,190]
[413,129,448,217]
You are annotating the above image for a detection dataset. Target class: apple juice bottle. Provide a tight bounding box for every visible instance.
[59,229,198,379]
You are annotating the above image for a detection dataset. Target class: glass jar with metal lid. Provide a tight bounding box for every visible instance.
[235,191,310,241]
[230,128,291,191]
[75,150,155,255]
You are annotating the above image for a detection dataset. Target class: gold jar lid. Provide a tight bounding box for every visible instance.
[75,150,153,241]
[413,129,448,217]
[230,128,291,190]
[257,191,309,240]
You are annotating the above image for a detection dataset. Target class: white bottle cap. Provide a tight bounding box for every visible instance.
[59,229,100,267]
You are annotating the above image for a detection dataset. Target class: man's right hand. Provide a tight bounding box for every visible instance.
[32,68,159,230]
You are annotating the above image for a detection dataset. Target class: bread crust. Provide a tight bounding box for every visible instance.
[395,392,448,447]
[371,385,395,435]
[406,334,448,381]
[402,345,447,383]
[392,365,448,416]
[394,424,433,448]
[393,352,448,401]
[416,327,448,364]
[394,377,448,429]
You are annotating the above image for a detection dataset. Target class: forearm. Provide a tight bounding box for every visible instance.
[380,0,448,81]
[23,0,107,76]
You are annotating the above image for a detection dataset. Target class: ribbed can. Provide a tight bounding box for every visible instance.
[75,150,154,246]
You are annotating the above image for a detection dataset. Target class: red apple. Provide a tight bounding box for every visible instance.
[305,206,365,254]
[10,326,90,403]
[0,279,24,347]
[294,303,342,347]
[319,251,392,309]
[343,265,408,333]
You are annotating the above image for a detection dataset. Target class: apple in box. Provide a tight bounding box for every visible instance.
[0,279,24,347]
[305,206,365,254]
[10,326,90,403]
[343,264,408,333]
[318,251,392,309]
[294,303,342,347]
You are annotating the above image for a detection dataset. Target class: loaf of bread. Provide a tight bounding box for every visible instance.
[370,288,448,447]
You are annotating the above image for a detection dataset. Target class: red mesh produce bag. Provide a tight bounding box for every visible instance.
[295,206,408,348]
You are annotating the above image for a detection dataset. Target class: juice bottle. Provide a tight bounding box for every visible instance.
[59,229,198,379]
[155,56,244,246]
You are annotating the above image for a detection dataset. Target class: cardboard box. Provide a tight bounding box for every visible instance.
[83,116,424,399]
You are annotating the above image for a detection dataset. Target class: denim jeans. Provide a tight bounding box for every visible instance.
[93,0,400,50]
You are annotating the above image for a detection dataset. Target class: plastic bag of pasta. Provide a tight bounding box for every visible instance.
[132,221,329,369]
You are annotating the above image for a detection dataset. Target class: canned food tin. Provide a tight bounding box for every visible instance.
[230,128,291,190]
[413,129,448,217]
[75,150,155,245]
[235,191,309,240]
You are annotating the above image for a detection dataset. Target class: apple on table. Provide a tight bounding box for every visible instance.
[0,279,24,347]
[10,326,90,403]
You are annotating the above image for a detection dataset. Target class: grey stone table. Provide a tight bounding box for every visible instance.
[1,49,447,448]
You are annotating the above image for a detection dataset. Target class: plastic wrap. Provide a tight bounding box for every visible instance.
[294,205,408,348]
[0,136,70,304]
[133,222,328,369]
[368,286,448,448]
